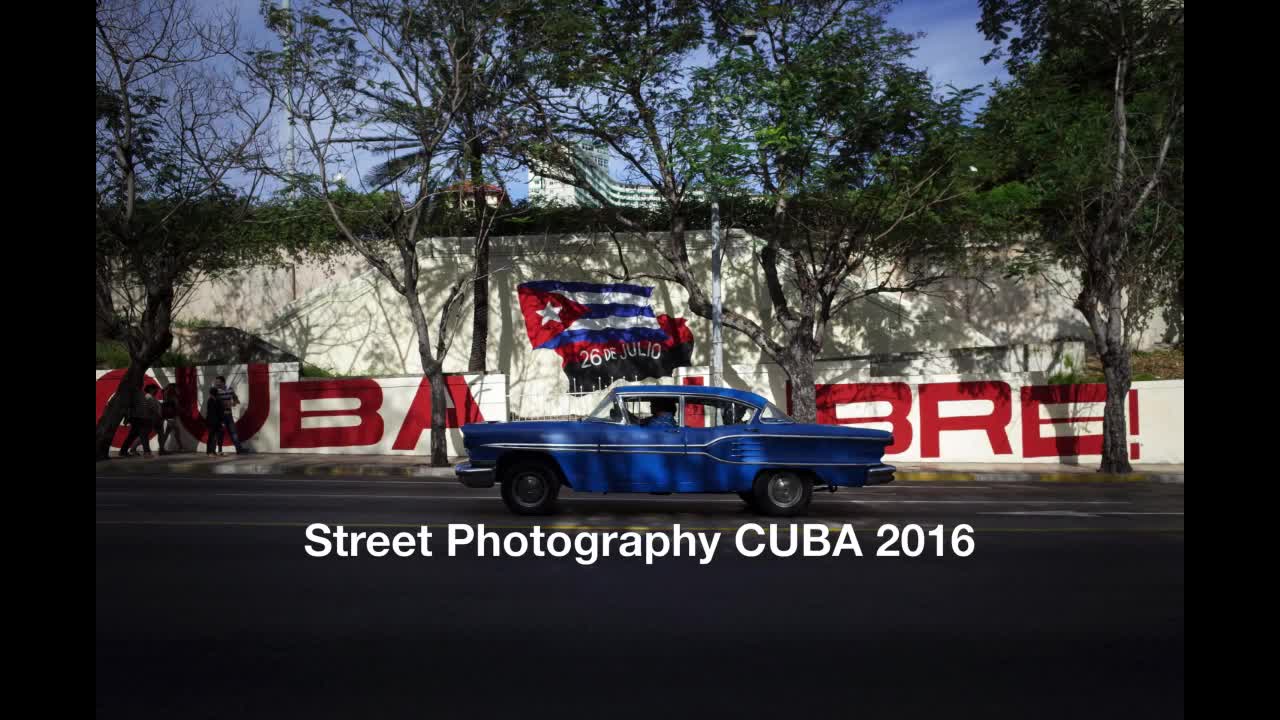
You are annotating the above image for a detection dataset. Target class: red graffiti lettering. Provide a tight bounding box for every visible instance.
[280,379,384,448]
[391,376,485,450]
[919,381,1013,458]
[1020,384,1139,459]
[815,383,914,455]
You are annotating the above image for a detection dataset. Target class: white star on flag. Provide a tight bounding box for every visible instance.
[537,300,562,326]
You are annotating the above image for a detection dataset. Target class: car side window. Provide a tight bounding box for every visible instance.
[759,402,795,424]
[584,394,625,423]
[681,398,753,428]
[620,396,680,427]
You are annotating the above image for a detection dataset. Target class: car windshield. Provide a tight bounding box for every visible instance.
[758,402,796,423]
[584,394,624,423]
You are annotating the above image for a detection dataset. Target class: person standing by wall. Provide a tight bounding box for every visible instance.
[212,376,249,454]
[205,387,224,455]
[157,382,185,455]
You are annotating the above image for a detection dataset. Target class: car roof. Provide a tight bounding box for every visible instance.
[612,384,768,408]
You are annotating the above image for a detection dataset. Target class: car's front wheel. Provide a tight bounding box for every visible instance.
[737,491,759,510]
[752,470,812,517]
[500,460,561,515]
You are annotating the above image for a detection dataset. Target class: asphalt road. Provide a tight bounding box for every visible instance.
[96,473,1184,719]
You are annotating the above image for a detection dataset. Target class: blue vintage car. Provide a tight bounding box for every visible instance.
[455,384,895,516]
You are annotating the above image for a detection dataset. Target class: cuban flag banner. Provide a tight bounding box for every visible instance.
[517,280,695,393]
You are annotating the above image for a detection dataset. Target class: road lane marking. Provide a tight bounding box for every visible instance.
[163,492,1140,506]
[981,511,1101,517]
[94,476,1005,491]
[94,519,1183,534]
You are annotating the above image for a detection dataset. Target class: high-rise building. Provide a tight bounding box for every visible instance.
[527,141,665,209]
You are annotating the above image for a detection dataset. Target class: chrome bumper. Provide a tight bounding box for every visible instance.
[455,462,495,488]
[865,464,896,486]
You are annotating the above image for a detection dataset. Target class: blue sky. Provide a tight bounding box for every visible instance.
[234,0,1007,200]
[889,0,1009,104]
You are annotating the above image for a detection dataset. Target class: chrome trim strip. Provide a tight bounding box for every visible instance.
[479,444,881,467]
[483,433,888,449]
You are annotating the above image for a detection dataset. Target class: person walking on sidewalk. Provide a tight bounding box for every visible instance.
[157,382,185,454]
[118,388,148,458]
[121,384,163,457]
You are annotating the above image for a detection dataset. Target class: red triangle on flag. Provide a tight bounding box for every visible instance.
[517,287,591,347]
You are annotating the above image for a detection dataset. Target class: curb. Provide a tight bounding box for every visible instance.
[97,459,1182,484]
[896,471,1183,484]
[95,459,458,479]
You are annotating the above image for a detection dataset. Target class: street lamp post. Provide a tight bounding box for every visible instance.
[710,199,723,388]
[709,30,757,388]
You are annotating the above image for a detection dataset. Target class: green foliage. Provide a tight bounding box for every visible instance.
[96,340,131,369]
[173,318,220,330]
[243,190,391,262]
[300,363,341,378]
[96,339,193,369]
[691,0,974,199]
[977,1,1184,347]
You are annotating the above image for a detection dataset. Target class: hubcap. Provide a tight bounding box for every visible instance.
[514,472,547,506]
[768,473,803,508]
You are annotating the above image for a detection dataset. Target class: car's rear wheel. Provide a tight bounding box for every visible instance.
[752,470,812,517]
[500,459,561,515]
[737,491,759,510]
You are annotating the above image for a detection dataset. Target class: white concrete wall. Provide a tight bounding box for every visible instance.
[175,254,369,332]
[244,232,1171,416]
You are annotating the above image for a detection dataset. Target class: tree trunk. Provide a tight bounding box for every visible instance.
[95,362,148,460]
[96,289,173,459]
[428,368,449,467]
[463,56,489,373]
[1099,353,1133,473]
[1079,280,1134,474]
[784,344,818,424]
[406,290,451,468]
[468,213,490,372]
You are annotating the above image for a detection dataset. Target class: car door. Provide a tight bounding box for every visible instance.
[600,395,686,492]
[681,397,757,492]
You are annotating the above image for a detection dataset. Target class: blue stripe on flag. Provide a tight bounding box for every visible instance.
[583,304,656,319]
[520,280,653,297]
[537,327,669,349]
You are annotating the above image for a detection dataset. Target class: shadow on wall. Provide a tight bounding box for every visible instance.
[180,256,367,332]
[172,326,300,365]
[251,232,1173,395]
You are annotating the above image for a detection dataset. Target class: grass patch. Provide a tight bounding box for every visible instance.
[96,339,131,369]
[173,318,221,330]
[299,363,365,379]
[1050,346,1183,384]
[1130,348,1184,380]
[300,363,339,378]
[96,339,194,369]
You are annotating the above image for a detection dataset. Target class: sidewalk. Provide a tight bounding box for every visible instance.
[95,452,1185,483]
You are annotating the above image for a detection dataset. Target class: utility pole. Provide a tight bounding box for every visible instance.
[710,201,723,388]
[709,29,758,388]
[282,0,298,300]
